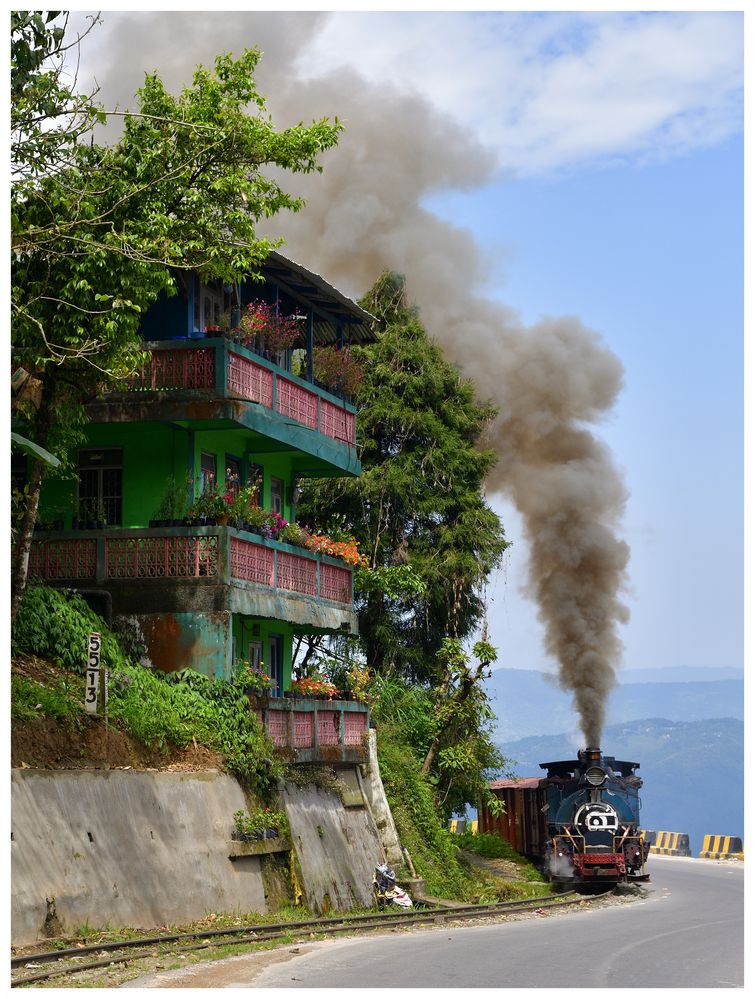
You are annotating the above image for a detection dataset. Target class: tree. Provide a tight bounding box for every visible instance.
[10,14,342,618]
[298,272,510,683]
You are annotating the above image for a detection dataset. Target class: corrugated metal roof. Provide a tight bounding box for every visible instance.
[261,251,376,344]
[490,777,544,790]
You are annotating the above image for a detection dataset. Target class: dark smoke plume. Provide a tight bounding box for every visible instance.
[76,11,630,744]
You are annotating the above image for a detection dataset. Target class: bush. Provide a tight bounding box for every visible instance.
[12,587,133,675]
[11,674,81,724]
[12,586,284,795]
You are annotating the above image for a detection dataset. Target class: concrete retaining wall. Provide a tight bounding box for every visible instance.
[11,769,266,945]
[281,776,383,913]
[12,737,403,943]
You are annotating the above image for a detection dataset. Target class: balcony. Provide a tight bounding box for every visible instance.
[29,525,357,633]
[253,695,370,764]
[87,339,360,475]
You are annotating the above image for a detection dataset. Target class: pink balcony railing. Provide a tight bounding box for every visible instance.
[254,697,369,763]
[230,537,352,606]
[122,342,357,447]
[128,348,216,391]
[28,538,97,581]
[30,529,353,608]
[105,536,219,579]
[228,351,273,408]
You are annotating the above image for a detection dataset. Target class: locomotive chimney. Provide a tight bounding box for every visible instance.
[579,747,602,764]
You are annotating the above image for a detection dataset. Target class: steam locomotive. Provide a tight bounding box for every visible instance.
[479,747,649,888]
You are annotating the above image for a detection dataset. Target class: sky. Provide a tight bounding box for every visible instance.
[66,5,745,679]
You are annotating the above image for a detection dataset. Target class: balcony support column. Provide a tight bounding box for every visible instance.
[306,309,314,384]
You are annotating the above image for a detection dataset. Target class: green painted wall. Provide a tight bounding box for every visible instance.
[231,615,294,693]
[39,424,300,527]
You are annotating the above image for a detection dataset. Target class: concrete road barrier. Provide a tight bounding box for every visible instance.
[699,835,744,860]
[646,831,692,857]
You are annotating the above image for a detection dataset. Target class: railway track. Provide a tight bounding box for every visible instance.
[11,891,601,987]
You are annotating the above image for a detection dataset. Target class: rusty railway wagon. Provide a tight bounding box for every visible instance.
[480,747,650,888]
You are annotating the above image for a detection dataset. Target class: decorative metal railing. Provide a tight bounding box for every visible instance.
[127,347,216,391]
[105,535,219,579]
[29,527,353,607]
[254,695,369,763]
[122,341,357,447]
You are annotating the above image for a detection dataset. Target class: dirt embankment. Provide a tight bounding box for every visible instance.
[11,655,224,773]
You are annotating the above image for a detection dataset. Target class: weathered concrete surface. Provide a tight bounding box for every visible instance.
[281,777,383,912]
[11,769,266,945]
[360,731,404,867]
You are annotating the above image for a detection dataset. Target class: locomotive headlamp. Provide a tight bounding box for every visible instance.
[585,766,607,787]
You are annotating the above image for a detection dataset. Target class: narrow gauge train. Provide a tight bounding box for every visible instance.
[479,747,650,888]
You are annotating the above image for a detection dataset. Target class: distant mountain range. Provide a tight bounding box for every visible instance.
[485,667,743,743]
[497,717,744,856]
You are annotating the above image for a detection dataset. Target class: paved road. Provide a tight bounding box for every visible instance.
[133,856,744,988]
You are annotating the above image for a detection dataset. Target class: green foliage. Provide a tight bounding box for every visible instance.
[455,832,545,882]
[297,272,509,684]
[370,675,436,756]
[233,808,289,839]
[11,674,81,724]
[375,724,478,901]
[12,587,134,675]
[11,586,284,794]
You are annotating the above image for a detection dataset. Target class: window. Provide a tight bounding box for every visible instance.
[77,448,123,524]
[247,462,263,508]
[248,640,262,671]
[270,477,284,515]
[200,452,216,492]
[225,456,241,498]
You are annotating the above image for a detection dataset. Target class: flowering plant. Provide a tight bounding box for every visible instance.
[261,510,288,540]
[239,300,303,354]
[234,659,272,693]
[290,675,339,698]
[189,483,227,518]
[305,533,368,568]
[312,345,364,396]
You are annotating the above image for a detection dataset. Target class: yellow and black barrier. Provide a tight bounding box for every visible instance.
[640,830,691,856]
[699,835,744,860]
[448,819,478,835]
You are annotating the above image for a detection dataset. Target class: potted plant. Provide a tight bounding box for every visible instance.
[238,300,303,358]
[290,675,339,699]
[279,523,310,548]
[261,510,288,541]
[189,487,224,525]
[312,345,364,398]
[152,475,187,527]
[232,808,288,842]
[243,505,268,535]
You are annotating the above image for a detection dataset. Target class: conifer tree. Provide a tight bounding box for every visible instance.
[299,272,509,683]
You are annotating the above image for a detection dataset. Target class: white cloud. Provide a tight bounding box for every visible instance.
[300,10,743,175]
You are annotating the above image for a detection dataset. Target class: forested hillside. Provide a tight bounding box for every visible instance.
[498,717,744,854]
[486,668,743,742]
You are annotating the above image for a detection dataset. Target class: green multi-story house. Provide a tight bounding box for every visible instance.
[29,253,374,720]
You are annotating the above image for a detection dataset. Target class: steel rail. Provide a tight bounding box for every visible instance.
[11,892,598,987]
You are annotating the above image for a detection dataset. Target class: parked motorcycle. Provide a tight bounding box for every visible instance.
[373,863,413,909]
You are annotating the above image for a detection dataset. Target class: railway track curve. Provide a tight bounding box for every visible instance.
[12,890,603,987]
